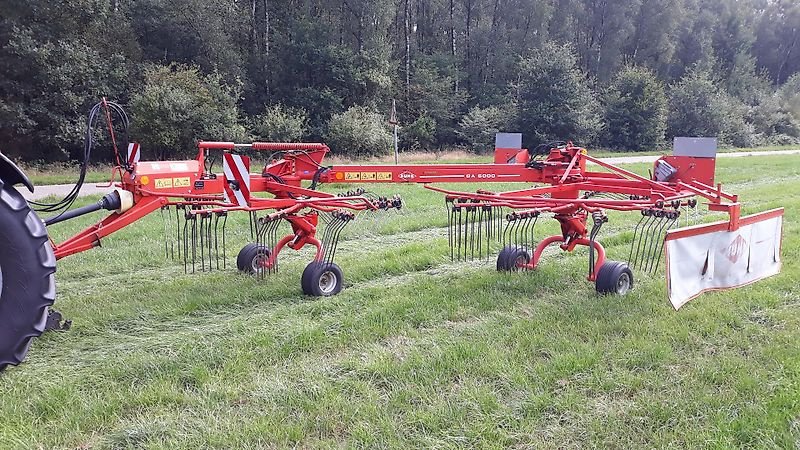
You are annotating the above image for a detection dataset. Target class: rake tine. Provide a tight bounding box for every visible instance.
[641,212,665,273]
[628,211,646,268]
[635,212,660,270]
[198,213,204,272]
[190,213,197,274]
[255,216,264,277]
[222,213,227,269]
[207,214,213,271]
[469,205,475,261]
[249,211,256,240]
[629,211,651,270]
[477,206,484,260]
[182,211,189,274]
[456,206,463,261]
[176,205,183,259]
[321,215,335,262]
[213,213,220,270]
[447,201,454,261]
[160,206,169,259]
[645,212,678,273]
[273,220,279,274]
[653,213,678,273]
[327,215,347,264]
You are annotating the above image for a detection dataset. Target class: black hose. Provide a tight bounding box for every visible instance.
[30,100,129,221]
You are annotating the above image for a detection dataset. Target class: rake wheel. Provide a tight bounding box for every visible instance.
[236,243,271,274]
[595,261,633,295]
[0,181,56,371]
[496,246,531,271]
[301,262,343,296]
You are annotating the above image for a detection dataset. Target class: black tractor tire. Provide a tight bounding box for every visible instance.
[595,261,634,295]
[496,246,531,271]
[301,262,343,297]
[236,244,271,274]
[0,181,56,371]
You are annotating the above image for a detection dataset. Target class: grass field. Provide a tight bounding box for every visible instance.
[1,155,799,448]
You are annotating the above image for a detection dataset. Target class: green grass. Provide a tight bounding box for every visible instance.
[20,162,115,186]
[1,155,799,448]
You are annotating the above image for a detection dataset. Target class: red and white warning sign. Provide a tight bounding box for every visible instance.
[664,208,783,309]
[127,142,140,166]
[222,153,251,207]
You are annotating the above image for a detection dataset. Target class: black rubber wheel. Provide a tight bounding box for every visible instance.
[595,261,634,295]
[0,181,56,371]
[236,244,270,274]
[301,262,343,297]
[496,246,531,271]
[236,243,258,271]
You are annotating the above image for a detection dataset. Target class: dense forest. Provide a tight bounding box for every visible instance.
[1,0,799,161]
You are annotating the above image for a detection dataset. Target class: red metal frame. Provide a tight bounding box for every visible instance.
[49,141,744,283]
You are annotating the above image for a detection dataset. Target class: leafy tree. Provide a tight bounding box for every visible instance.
[324,106,392,158]
[249,105,308,142]
[401,116,437,151]
[667,68,752,147]
[404,55,468,149]
[601,66,668,151]
[129,64,245,159]
[512,42,602,147]
[0,0,137,160]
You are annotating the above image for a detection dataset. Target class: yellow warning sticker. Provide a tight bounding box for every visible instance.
[173,177,191,188]
[345,172,361,181]
[361,172,376,181]
[155,178,173,189]
[377,172,392,181]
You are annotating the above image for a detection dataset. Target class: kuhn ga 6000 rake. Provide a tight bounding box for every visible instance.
[0,101,784,370]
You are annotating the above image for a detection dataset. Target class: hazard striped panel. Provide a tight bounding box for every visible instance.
[127,142,140,166]
[222,153,251,207]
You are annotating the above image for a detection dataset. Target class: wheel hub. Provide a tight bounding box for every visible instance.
[616,272,631,295]
[318,270,337,294]
[251,252,268,271]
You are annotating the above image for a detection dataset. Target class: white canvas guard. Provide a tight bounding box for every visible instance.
[664,210,783,309]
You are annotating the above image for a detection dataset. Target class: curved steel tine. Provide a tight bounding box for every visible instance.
[446,199,453,261]
[627,212,647,268]
[176,205,183,259]
[653,215,678,272]
[191,213,197,274]
[160,206,169,259]
[182,211,189,273]
[630,212,653,269]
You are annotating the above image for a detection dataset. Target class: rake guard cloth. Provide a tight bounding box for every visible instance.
[664,209,783,309]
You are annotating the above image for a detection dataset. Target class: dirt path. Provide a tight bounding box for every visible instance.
[21,149,800,201]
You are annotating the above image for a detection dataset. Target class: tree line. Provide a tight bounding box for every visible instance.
[1,0,798,161]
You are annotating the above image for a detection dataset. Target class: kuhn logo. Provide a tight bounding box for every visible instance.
[726,234,747,264]
[399,171,415,180]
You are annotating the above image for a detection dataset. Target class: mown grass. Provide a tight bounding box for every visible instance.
[1,155,799,448]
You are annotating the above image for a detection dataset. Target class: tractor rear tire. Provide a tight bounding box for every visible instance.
[0,181,56,371]
[496,246,531,271]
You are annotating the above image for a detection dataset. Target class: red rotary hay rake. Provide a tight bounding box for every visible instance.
[0,101,784,370]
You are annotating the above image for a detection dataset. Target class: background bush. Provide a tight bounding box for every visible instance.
[601,67,667,151]
[129,64,245,159]
[324,106,393,158]
[249,105,309,143]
